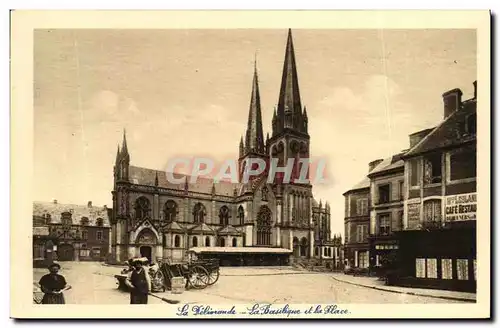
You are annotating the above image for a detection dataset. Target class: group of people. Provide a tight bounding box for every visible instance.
[38,258,153,305]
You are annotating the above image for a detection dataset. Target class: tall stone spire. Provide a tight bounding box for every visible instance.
[275,29,304,134]
[121,129,130,161]
[244,59,265,155]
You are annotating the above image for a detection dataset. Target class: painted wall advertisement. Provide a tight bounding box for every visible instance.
[406,199,421,229]
[445,192,477,221]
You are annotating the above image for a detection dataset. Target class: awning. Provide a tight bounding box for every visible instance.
[189,247,292,254]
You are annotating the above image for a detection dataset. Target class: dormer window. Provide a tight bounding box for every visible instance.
[96,218,104,227]
[80,217,89,226]
[466,113,477,135]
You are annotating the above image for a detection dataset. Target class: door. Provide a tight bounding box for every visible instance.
[140,246,152,262]
[57,244,74,261]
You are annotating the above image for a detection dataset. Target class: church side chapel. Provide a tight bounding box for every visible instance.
[109,30,333,265]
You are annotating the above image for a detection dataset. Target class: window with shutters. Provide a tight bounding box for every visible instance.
[356,225,368,243]
[378,214,391,236]
[356,198,369,216]
[423,199,442,222]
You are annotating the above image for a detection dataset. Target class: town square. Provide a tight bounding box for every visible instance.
[20,13,484,315]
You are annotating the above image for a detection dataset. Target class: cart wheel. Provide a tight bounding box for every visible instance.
[188,265,210,289]
[207,268,220,285]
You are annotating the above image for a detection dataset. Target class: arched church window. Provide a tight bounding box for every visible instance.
[232,238,237,247]
[80,217,89,226]
[217,237,225,247]
[261,186,268,201]
[256,205,272,246]
[163,200,177,223]
[135,197,150,220]
[192,236,198,247]
[237,206,245,225]
[96,218,103,227]
[205,236,211,247]
[219,206,230,226]
[174,235,181,248]
[193,203,206,224]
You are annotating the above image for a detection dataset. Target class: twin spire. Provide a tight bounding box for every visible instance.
[242,55,265,156]
[115,129,130,166]
[240,29,308,158]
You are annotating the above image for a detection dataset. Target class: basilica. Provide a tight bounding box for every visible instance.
[109,29,334,265]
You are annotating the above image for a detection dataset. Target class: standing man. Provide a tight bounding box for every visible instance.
[125,259,152,304]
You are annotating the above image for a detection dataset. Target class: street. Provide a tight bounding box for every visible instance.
[33,262,465,304]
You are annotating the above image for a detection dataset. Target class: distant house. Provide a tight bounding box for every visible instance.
[33,200,111,264]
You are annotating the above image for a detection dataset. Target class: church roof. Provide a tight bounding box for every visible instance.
[129,166,242,197]
[217,225,241,236]
[32,201,111,227]
[189,223,215,234]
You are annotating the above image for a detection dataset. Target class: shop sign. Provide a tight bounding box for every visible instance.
[445,192,477,221]
[407,199,421,229]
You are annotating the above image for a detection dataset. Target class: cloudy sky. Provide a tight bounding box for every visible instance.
[34,29,476,236]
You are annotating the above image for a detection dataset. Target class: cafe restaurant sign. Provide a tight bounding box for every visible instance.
[445,192,477,221]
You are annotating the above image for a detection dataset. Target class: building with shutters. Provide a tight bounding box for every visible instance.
[395,82,477,292]
[367,153,405,270]
[32,200,111,265]
[343,81,477,289]
[109,29,334,265]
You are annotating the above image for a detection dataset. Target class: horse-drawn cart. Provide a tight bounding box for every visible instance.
[115,252,220,292]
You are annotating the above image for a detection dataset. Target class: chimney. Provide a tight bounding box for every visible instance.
[53,199,57,204]
[103,205,107,209]
[88,201,92,208]
[409,128,434,148]
[369,159,384,172]
[442,88,463,118]
[473,80,477,99]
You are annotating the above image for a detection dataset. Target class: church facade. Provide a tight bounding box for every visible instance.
[109,30,333,264]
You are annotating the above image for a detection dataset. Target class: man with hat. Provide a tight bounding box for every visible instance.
[125,258,152,304]
[38,262,72,304]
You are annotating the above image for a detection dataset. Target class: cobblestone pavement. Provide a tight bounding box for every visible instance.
[33,262,466,304]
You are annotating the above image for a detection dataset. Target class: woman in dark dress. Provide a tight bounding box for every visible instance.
[38,262,72,304]
[125,259,151,304]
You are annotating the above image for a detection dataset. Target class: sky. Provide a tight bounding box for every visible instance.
[33,29,476,237]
